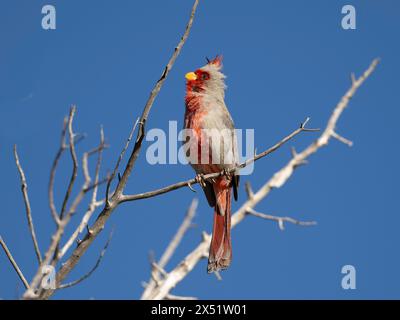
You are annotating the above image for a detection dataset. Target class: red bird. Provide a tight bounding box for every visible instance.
[184,56,239,273]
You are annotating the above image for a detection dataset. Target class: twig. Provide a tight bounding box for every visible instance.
[151,262,168,283]
[53,107,79,260]
[242,117,319,168]
[13,145,42,265]
[23,110,107,298]
[141,198,198,299]
[213,271,222,281]
[60,133,107,221]
[244,182,254,200]
[142,59,379,300]
[58,228,114,289]
[0,236,30,290]
[246,208,316,231]
[58,128,106,259]
[332,131,353,147]
[85,177,109,192]
[48,117,68,225]
[105,117,139,206]
[60,106,78,220]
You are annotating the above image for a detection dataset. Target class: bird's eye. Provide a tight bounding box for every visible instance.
[201,73,209,80]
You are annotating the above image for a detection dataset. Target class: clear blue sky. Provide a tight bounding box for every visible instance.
[0,0,399,299]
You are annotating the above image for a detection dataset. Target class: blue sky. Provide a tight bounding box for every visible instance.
[0,0,399,299]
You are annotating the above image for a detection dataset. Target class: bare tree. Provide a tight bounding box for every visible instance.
[0,0,379,300]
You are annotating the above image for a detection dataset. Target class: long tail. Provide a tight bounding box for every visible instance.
[208,186,232,273]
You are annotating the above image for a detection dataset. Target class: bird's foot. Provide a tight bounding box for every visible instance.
[221,168,232,179]
[195,173,207,188]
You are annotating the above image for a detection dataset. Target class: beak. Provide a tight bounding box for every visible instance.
[185,72,197,81]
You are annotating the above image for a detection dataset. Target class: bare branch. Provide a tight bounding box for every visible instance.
[53,106,94,262]
[213,271,222,281]
[58,228,114,290]
[58,128,106,259]
[23,117,108,299]
[105,117,139,206]
[141,198,198,299]
[142,59,379,300]
[351,72,356,85]
[145,233,211,300]
[48,117,68,225]
[13,145,42,265]
[243,117,319,168]
[332,131,353,147]
[246,208,316,231]
[244,182,254,200]
[0,236,30,290]
[151,262,168,282]
[60,106,78,220]
[61,134,107,222]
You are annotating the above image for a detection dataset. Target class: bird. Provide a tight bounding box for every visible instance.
[184,55,239,273]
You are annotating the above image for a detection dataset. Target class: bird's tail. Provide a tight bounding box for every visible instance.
[208,186,232,273]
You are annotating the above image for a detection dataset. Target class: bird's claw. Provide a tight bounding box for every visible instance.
[195,173,207,188]
[187,181,196,193]
[222,168,232,179]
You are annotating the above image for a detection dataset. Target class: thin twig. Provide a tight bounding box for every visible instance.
[60,106,78,220]
[58,127,106,259]
[105,117,139,206]
[0,236,30,290]
[53,107,79,260]
[14,145,42,265]
[242,117,319,168]
[151,262,168,281]
[58,228,114,289]
[245,182,254,200]
[24,110,107,298]
[48,117,68,225]
[60,132,107,221]
[246,208,316,231]
[85,176,109,193]
[332,131,353,147]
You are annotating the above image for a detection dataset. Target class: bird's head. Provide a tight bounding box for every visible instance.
[185,55,226,100]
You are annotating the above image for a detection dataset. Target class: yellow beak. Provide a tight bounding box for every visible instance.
[185,72,197,81]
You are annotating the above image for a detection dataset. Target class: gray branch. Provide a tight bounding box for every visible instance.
[14,145,42,265]
[0,236,30,290]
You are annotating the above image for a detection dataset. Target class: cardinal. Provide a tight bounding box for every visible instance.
[184,56,239,273]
